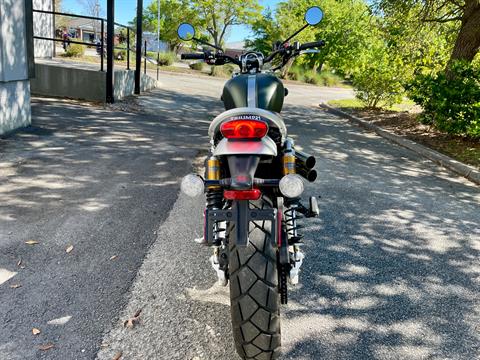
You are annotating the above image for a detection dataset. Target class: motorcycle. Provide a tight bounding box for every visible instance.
[178,6,324,359]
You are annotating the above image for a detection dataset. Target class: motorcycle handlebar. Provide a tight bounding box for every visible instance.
[264,40,325,64]
[299,40,325,51]
[181,53,206,60]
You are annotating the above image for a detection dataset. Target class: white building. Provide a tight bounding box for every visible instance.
[0,0,53,135]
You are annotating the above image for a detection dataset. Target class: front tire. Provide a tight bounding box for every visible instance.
[228,200,281,360]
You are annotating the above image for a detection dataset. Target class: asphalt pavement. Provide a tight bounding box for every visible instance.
[100,73,480,360]
[0,93,208,359]
[1,72,479,360]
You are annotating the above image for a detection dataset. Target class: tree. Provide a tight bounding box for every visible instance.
[245,9,282,54]
[141,0,202,51]
[375,0,480,68]
[79,0,103,39]
[272,0,377,75]
[192,0,262,48]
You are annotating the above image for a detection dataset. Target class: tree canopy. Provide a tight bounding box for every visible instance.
[141,0,479,136]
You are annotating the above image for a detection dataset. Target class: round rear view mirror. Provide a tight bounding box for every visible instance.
[305,6,324,26]
[177,23,195,41]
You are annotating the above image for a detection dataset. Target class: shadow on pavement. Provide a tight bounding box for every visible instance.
[279,105,480,359]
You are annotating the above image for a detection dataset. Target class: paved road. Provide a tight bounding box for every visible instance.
[2,72,479,360]
[0,92,209,359]
[98,73,479,360]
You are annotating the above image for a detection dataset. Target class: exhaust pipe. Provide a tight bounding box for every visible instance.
[296,165,317,182]
[293,148,316,182]
[294,149,316,169]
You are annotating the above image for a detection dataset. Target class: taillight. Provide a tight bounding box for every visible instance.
[220,120,268,139]
[224,189,262,200]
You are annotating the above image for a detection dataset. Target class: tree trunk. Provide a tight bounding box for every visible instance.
[448,0,480,66]
[317,62,324,73]
[281,57,295,79]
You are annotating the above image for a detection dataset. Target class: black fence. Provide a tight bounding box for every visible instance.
[32,9,136,72]
[32,8,162,103]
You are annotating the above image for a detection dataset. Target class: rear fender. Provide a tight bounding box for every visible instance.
[213,137,277,157]
[227,155,260,190]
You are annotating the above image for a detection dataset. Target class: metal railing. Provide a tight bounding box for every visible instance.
[32,9,134,72]
[32,8,161,102]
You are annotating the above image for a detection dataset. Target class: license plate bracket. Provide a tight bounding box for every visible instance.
[205,201,277,247]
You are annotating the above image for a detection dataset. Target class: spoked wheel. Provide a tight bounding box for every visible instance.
[228,199,281,360]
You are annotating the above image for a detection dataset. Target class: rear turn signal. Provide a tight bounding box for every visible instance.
[220,120,268,139]
[224,189,262,200]
[181,174,204,197]
[279,174,304,198]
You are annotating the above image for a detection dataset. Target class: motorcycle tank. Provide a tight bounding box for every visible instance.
[222,73,285,112]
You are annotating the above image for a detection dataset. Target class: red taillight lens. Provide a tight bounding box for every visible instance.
[224,189,262,200]
[220,120,268,139]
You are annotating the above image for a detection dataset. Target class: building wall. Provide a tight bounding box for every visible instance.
[31,64,158,102]
[0,0,32,135]
[31,63,106,101]
[33,0,53,58]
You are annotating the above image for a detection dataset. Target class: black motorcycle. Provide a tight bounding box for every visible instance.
[179,6,324,359]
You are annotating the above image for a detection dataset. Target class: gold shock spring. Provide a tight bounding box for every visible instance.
[283,153,296,175]
[206,156,221,188]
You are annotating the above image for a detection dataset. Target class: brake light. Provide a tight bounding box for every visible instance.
[220,120,268,139]
[224,189,262,200]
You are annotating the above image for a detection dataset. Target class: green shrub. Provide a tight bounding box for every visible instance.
[158,52,176,66]
[353,65,403,108]
[189,62,204,71]
[304,70,321,85]
[114,50,126,60]
[319,71,343,87]
[210,64,236,78]
[64,42,85,57]
[285,67,342,87]
[408,61,480,138]
[286,66,304,82]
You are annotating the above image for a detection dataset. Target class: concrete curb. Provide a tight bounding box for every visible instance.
[320,103,480,186]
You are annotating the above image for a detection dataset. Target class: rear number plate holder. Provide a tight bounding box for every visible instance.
[205,202,277,247]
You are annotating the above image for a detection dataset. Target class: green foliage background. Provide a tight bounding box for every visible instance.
[141,0,480,138]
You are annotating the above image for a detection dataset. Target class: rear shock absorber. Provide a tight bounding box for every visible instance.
[205,156,225,246]
[283,138,296,176]
[206,155,228,284]
[284,205,303,244]
[284,204,305,286]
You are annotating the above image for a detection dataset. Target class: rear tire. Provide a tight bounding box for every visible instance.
[228,200,281,360]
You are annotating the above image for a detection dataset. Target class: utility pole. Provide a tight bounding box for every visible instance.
[134,0,143,94]
[106,0,114,103]
[157,0,160,81]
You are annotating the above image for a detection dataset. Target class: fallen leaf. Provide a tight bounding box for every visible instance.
[65,245,74,253]
[39,343,54,351]
[113,351,122,360]
[32,328,41,335]
[123,309,142,329]
[25,240,39,245]
[10,284,21,289]
[110,255,117,261]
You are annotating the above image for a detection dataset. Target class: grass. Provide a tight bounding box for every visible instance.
[286,66,345,87]
[329,98,416,111]
[328,98,365,109]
